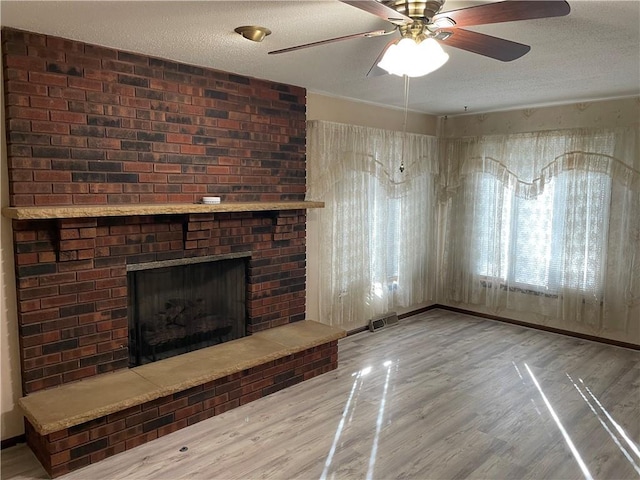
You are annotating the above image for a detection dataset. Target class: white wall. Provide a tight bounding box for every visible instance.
[440,96,640,137]
[307,92,438,135]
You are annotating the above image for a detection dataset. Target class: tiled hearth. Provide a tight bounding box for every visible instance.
[2,28,342,477]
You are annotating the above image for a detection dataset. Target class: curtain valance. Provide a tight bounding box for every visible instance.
[307,120,438,200]
[442,127,639,198]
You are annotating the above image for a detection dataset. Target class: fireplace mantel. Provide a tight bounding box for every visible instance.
[2,201,324,220]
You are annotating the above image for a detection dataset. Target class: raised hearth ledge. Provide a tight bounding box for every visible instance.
[19,320,345,436]
[1,201,324,220]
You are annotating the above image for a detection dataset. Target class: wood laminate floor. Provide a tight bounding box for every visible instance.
[2,309,639,480]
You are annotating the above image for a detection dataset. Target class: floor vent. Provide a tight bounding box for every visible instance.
[368,312,399,332]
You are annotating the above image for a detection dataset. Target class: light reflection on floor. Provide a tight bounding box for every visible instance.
[566,373,640,475]
[580,378,640,462]
[510,359,640,480]
[319,366,369,480]
[321,355,638,480]
[524,363,594,480]
[366,360,394,480]
[321,360,397,480]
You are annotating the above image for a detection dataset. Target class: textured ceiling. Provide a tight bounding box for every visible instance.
[1,0,639,115]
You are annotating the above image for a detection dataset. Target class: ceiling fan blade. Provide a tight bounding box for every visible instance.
[366,38,398,77]
[340,0,413,25]
[439,29,530,62]
[268,29,389,55]
[433,1,570,28]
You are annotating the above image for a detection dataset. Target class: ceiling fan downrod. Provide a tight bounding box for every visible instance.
[399,21,430,42]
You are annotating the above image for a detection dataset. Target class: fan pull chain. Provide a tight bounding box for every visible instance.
[400,74,410,173]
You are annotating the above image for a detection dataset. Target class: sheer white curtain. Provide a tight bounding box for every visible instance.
[440,127,639,339]
[307,120,438,330]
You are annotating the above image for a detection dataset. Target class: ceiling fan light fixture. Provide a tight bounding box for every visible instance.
[378,37,448,77]
[234,25,272,43]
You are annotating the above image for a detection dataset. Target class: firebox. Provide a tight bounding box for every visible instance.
[127,254,249,366]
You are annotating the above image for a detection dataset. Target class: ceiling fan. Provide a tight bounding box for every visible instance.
[268,0,570,76]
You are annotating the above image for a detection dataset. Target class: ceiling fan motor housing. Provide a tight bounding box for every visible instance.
[382,0,446,21]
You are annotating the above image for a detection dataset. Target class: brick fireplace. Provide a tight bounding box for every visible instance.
[11,210,309,395]
[2,28,342,477]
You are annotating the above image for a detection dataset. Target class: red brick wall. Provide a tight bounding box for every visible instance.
[2,29,309,395]
[2,27,306,206]
[14,211,307,394]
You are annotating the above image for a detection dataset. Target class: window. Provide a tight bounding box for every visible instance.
[473,170,611,294]
[368,177,401,297]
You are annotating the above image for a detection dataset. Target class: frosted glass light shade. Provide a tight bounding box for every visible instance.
[378,37,449,77]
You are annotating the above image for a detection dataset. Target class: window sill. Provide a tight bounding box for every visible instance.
[479,279,560,299]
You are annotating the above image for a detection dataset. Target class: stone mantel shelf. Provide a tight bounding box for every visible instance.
[2,201,324,220]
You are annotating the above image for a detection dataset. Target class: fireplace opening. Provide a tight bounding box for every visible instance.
[127,256,248,367]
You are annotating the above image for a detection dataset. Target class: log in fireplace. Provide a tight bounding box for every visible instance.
[127,254,249,366]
